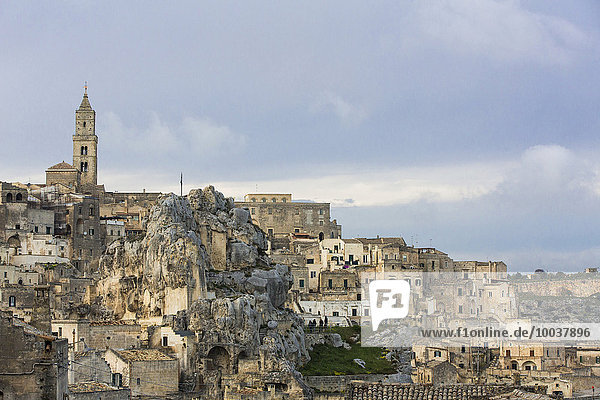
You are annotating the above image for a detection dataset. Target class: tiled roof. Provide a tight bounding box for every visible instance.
[115,349,174,362]
[492,390,552,400]
[350,383,511,400]
[69,381,119,393]
[47,161,76,170]
[89,320,138,326]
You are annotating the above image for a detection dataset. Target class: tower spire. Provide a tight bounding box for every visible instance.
[78,82,92,110]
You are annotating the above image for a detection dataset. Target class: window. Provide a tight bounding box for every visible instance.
[272,198,276,202]
[46,227,51,234]
[506,350,511,357]
[299,279,305,288]
[282,198,286,203]
[434,350,441,357]
[8,296,15,307]
[267,228,273,236]
[307,259,314,265]
[251,198,256,202]
[58,327,62,336]
[112,373,122,387]
[89,206,94,216]
[261,198,266,202]
[34,226,38,233]
[343,279,348,288]
[596,356,600,364]
[332,311,339,316]
[530,350,535,356]
[310,271,316,278]
[403,255,407,262]
[352,308,357,316]
[319,220,324,226]
[319,209,324,215]
[328,279,333,289]
[162,336,168,346]
[88,228,94,236]
[15,224,20,230]
[268,208,273,215]
[458,305,463,313]
[251,208,256,215]
[461,346,466,353]
[458,288,463,296]
[294,228,299,233]
[364,308,369,316]
[356,293,361,300]
[137,378,141,385]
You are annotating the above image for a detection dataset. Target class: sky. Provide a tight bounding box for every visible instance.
[1,1,600,271]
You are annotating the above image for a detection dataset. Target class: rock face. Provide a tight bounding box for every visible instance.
[90,186,312,398]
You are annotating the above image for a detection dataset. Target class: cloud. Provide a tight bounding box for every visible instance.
[312,91,368,127]
[402,0,591,66]
[101,112,246,160]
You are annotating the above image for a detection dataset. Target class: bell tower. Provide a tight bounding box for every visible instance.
[72,83,98,193]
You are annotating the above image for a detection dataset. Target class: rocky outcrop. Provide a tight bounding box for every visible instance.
[87,186,312,398]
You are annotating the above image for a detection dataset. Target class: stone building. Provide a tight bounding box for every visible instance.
[0,310,69,399]
[498,343,565,371]
[104,349,179,397]
[72,86,99,195]
[414,360,459,385]
[235,193,341,248]
[0,284,51,331]
[45,161,80,190]
[51,319,142,352]
[68,381,130,400]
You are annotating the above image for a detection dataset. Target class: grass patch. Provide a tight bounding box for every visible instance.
[300,325,396,376]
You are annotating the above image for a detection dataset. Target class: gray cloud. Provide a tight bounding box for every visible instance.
[0,1,599,271]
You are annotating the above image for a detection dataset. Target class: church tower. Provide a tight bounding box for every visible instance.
[72,84,98,193]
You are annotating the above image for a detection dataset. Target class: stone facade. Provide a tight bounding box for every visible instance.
[72,86,98,194]
[0,311,69,399]
[235,193,342,248]
[104,349,179,397]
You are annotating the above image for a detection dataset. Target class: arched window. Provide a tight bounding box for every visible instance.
[89,206,94,217]
[319,232,324,241]
[15,193,22,201]
[83,121,86,128]
[251,198,256,202]
[272,198,276,202]
[261,198,266,203]
[5,193,12,202]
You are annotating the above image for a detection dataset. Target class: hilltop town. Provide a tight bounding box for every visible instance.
[1,91,600,400]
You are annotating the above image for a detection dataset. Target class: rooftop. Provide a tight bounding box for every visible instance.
[69,381,120,393]
[114,349,174,362]
[47,161,77,171]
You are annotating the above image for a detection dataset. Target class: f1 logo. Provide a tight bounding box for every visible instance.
[369,280,410,331]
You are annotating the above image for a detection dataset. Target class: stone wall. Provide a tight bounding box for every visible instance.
[303,374,391,392]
